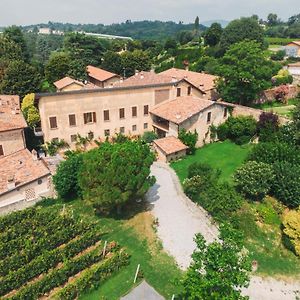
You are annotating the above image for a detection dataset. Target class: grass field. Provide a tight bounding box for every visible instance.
[37,199,183,300]
[171,140,251,183]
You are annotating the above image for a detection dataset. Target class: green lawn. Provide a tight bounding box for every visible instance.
[38,199,182,300]
[171,140,251,183]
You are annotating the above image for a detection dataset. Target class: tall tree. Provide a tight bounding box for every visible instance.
[121,50,151,77]
[79,140,155,214]
[194,16,200,31]
[267,13,279,26]
[220,17,265,50]
[181,224,251,300]
[216,40,279,105]
[45,52,71,83]
[101,51,123,75]
[204,23,223,47]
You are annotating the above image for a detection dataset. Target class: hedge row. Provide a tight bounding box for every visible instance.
[0,228,103,296]
[54,250,130,300]
[7,242,119,300]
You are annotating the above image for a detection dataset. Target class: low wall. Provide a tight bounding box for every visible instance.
[257,85,299,103]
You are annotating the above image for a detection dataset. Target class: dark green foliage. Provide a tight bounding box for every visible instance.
[178,129,198,154]
[53,152,83,200]
[217,116,257,145]
[141,131,158,143]
[234,161,275,200]
[198,183,243,221]
[220,17,265,50]
[203,23,223,47]
[216,40,279,105]
[271,162,300,208]
[257,112,279,142]
[183,176,206,201]
[164,38,178,50]
[0,60,41,97]
[121,50,151,77]
[270,50,285,61]
[101,50,123,75]
[181,224,251,300]
[187,162,221,185]
[79,140,155,213]
[45,52,71,83]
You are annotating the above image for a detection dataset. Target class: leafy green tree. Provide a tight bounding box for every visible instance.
[121,50,151,77]
[257,112,279,142]
[178,129,198,154]
[0,60,40,97]
[204,23,223,47]
[141,131,158,143]
[53,152,83,200]
[216,40,278,105]
[234,161,275,200]
[101,51,123,75]
[3,25,29,61]
[181,224,251,300]
[164,38,177,51]
[220,17,265,50]
[177,30,194,45]
[45,52,71,83]
[21,93,40,128]
[267,13,279,26]
[79,141,155,214]
[0,36,22,61]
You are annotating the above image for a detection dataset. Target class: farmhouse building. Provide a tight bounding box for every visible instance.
[87,65,121,88]
[284,41,300,57]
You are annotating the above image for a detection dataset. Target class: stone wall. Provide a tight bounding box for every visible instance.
[257,85,299,104]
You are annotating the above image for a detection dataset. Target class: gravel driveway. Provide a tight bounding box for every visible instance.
[146,162,218,270]
[147,162,300,299]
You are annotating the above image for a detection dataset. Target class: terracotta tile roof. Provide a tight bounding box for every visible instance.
[54,77,84,90]
[287,62,300,67]
[87,65,119,82]
[159,68,217,91]
[0,149,50,195]
[288,41,300,47]
[150,96,214,124]
[0,95,27,132]
[154,136,188,155]
[114,71,178,87]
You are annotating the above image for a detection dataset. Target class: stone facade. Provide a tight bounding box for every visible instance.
[0,129,26,156]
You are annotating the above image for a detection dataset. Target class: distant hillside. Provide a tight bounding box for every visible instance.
[201,20,230,28]
[21,20,207,40]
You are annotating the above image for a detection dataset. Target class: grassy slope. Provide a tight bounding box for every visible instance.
[171,140,251,183]
[38,199,182,300]
[170,141,300,279]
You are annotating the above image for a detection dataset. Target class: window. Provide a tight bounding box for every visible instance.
[144,105,149,116]
[88,131,94,139]
[69,114,76,126]
[132,106,137,117]
[119,108,125,119]
[25,188,36,201]
[207,112,212,123]
[71,134,77,143]
[224,107,228,118]
[104,129,110,136]
[187,86,192,95]
[0,145,3,156]
[144,123,148,129]
[84,112,96,124]
[49,116,57,129]
[177,87,181,97]
[52,137,59,143]
[38,179,43,185]
[120,127,125,134]
[132,125,137,131]
[103,110,110,121]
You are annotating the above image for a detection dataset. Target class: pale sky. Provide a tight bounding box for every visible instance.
[0,0,298,26]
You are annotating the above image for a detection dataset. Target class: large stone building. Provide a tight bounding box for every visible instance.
[0,95,27,157]
[36,71,206,146]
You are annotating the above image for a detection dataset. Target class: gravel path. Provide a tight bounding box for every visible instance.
[147,162,300,299]
[146,162,218,270]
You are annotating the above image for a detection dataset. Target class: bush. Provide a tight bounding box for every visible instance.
[270,50,285,61]
[141,131,158,143]
[271,161,300,208]
[216,116,257,145]
[198,183,243,221]
[282,209,300,256]
[53,152,83,200]
[234,161,275,200]
[183,176,205,201]
[178,129,198,154]
[257,112,279,142]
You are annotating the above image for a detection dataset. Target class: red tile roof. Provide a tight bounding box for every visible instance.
[154,136,188,155]
[159,68,217,91]
[288,41,300,47]
[0,149,50,194]
[150,96,214,124]
[54,77,84,90]
[0,95,27,132]
[87,65,119,82]
[287,62,300,67]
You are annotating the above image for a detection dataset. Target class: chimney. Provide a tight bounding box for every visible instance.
[135,70,139,76]
[140,72,144,79]
[31,149,38,161]
[7,175,15,190]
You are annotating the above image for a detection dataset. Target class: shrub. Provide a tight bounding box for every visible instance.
[273,85,290,103]
[178,129,198,154]
[183,176,205,201]
[270,50,285,61]
[282,209,300,256]
[53,152,83,200]
[257,112,279,142]
[141,131,158,143]
[234,161,275,200]
[271,161,300,208]
[198,182,243,221]
[216,116,257,145]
